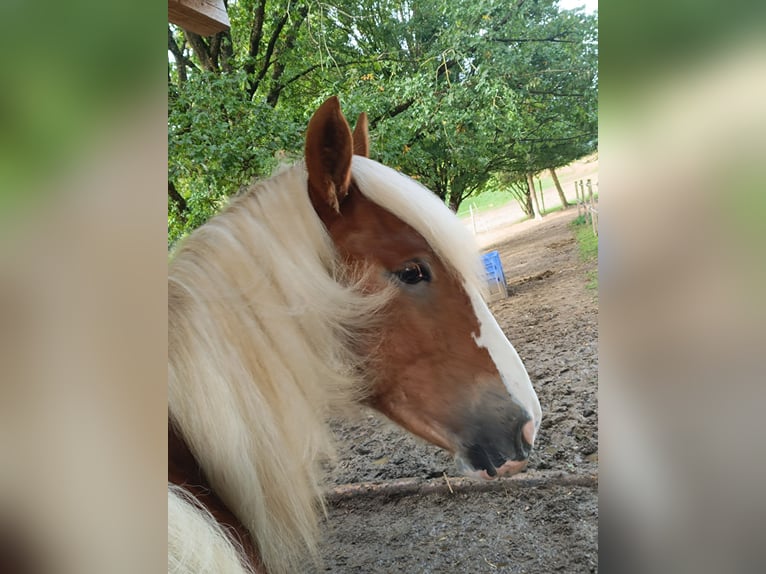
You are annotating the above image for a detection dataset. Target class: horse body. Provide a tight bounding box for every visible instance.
[168,98,541,574]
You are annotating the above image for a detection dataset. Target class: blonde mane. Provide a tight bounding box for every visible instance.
[168,159,484,574]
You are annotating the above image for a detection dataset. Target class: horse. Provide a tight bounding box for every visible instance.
[168,96,542,574]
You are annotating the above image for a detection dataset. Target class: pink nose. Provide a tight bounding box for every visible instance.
[495,458,528,477]
[522,419,536,447]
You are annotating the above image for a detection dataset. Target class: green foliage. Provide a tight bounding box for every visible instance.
[168,0,598,243]
[571,216,598,257]
[168,71,302,244]
[572,214,588,226]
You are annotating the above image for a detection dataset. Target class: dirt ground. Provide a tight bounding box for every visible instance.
[317,207,599,573]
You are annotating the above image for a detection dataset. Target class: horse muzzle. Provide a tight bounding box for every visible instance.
[453,394,537,479]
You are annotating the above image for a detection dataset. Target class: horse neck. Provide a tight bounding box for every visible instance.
[167,166,379,574]
[168,422,263,572]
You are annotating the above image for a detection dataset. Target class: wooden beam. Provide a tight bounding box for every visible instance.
[169,0,230,36]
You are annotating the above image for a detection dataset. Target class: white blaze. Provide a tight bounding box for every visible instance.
[467,286,542,431]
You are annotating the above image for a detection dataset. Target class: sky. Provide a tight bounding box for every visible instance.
[558,0,598,13]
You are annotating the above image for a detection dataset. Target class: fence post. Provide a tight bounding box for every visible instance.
[586,179,597,236]
[575,180,582,218]
[584,180,591,224]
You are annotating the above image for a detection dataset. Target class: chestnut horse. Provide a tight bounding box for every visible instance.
[168,97,541,574]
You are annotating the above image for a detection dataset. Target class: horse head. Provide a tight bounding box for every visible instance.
[305,97,541,478]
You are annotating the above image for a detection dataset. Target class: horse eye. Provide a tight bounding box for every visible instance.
[394,262,431,285]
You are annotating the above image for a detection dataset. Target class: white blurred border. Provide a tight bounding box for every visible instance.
[0,93,167,574]
[601,36,766,573]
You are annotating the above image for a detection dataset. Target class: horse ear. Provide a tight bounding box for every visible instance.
[305,96,354,213]
[352,112,369,158]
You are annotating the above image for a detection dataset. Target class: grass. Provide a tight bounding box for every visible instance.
[570,214,598,291]
[508,204,568,226]
[541,204,566,216]
[456,190,515,217]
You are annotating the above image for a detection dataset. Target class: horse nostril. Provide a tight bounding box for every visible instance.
[514,419,535,460]
[466,443,498,477]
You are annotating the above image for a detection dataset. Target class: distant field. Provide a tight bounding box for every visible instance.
[457,153,599,218]
[456,190,514,216]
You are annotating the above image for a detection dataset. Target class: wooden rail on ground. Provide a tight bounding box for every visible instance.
[169,0,230,35]
[326,470,598,504]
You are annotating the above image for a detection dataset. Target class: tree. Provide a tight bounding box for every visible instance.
[492,3,597,217]
[355,0,597,212]
[496,172,533,218]
[168,0,598,243]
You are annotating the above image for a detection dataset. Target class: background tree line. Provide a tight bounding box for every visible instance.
[168,0,597,244]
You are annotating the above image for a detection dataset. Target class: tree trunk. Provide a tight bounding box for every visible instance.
[168,26,195,84]
[220,30,234,72]
[266,5,309,106]
[448,195,461,212]
[168,181,188,223]
[549,167,569,207]
[185,31,218,72]
[247,8,294,99]
[524,189,533,217]
[528,173,542,220]
[508,180,532,217]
